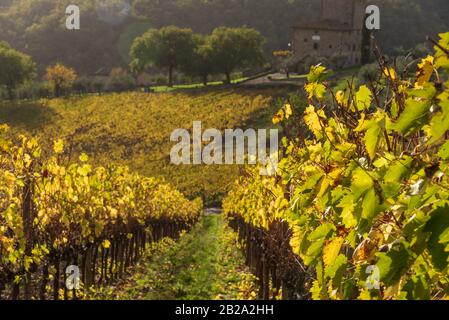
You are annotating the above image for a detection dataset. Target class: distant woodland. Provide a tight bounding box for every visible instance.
[0,0,447,75]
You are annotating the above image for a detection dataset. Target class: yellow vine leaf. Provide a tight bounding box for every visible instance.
[353,238,377,264]
[53,139,64,154]
[79,153,89,162]
[355,85,373,111]
[415,55,435,87]
[102,239,111,249]
[284,103,293,119]
[307,65,327,82]
[304,105,324,139]
[383,67,397,81]
[305,82,326,100]
[272,113,283,124]
[435,32,449,69]
[336,90,346,107]
[323,237,344,267]
[273,104,293,124]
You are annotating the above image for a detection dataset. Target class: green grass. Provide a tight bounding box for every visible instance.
[93,214,257,300]
[150,77,249,93]
[289,74,307,79]
[0,89,284,205]
[270,73,307,81]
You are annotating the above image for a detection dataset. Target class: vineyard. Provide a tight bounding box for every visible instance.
[224,33,449,300]
[3,0,449,305]
[0,126,203,299]
[97,214,258,300]
[0,87,286,300]
[0,89,281,206]
[2,31,449,300]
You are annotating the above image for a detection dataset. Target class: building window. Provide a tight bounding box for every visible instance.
[352,44,356,51]
[313,43,319,50]
[329,44,332,49]
[304,38,308,43]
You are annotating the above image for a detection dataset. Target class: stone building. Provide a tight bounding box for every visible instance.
[292,0,366,67]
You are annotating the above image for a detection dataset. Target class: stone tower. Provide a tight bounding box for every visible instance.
[321,0,366,30]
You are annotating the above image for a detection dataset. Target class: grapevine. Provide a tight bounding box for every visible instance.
[224,33,449,300]
[0,128,202,299]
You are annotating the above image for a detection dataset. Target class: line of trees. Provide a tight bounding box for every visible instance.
[0,48,148,100]
[0,43,80,100]
[0,26,266,99]
[130,26,266,87]
[1,0,447,75]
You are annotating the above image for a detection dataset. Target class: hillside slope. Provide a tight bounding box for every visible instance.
[0,89,281,204]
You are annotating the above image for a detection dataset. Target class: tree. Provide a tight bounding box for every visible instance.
[209,27,266,84]
[45,64,77,97]
[130,26,196,87]
[1,0,448,75]
[104,67,136,92]
[0,42,36,99]
[182,34,216,86]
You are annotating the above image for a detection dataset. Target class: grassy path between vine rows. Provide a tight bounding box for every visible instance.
[93,213,257,300]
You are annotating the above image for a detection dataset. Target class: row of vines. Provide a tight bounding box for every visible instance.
[224,33,449,300]
[0,128,203,300]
